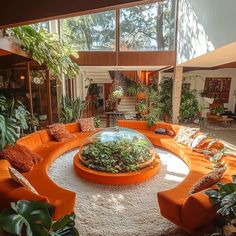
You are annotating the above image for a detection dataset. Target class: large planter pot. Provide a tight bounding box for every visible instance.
[136,93,146,100]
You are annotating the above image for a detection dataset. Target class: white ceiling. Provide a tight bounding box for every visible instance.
[80,66,167,72]
[179,41,236,68]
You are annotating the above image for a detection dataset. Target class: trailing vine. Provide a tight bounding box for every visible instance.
[7,26,80,77]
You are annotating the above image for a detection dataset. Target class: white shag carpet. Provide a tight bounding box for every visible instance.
[48,148,190,236]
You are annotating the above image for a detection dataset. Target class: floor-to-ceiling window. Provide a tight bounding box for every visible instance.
[60,0,176,52]
[120,0,176,51]
[60,11,116,51]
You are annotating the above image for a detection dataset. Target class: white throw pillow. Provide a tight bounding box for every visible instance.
[175,126,199,146]
[191,133,208,149]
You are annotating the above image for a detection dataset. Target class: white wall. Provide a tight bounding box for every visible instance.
[177,0,236,65]
[184,68,236,112]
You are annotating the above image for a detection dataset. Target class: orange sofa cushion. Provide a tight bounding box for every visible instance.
[17,132,43,151]
[65,122,80,133]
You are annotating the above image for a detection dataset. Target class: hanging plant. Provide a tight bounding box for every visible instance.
[6,26,80,77]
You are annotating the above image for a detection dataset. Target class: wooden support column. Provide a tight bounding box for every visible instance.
[26,62,33,117]
[172,66,183,124]
[45,69,53,124]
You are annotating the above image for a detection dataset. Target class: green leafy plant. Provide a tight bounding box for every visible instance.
[205,176,236,236]
[145,77,201,124]
[136,100,147,115]
[60,96,87,123]
[93,117,101,128]
[0,96,30,150]
[80,137,153,173]
[87,83,100,96]
[179,84,201,122]
[7,26,79,77]
[127,83,147,96]
[112,86,124,99]
[213,107,225,115]
[0,200,79,236]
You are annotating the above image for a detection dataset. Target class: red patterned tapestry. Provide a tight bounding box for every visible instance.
[204,77,231,103]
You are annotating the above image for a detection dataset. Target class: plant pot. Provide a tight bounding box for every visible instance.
[136,93,146,100]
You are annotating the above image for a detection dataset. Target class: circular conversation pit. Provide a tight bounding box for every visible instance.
[73,127,160,185]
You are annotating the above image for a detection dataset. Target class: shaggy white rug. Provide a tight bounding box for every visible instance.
[48,148,190,236]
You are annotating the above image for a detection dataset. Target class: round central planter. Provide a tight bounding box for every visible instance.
[73,127,160,185]
[73,153,160,185]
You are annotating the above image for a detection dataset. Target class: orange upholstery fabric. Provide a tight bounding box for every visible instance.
[0,125,97,220]
[65,122,80,133]
[117,120,234,233]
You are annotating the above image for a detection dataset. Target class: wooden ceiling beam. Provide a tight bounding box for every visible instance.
[0,37,30,58]
[0,0,161,29]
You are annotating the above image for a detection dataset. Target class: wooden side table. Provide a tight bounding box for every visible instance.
[218,117,234,127]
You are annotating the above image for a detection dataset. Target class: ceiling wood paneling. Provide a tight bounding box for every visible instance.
[76,51,176,67]
[0,0,160,29]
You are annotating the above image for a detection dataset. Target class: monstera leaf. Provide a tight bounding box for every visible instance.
[0,200,79,236]
[0,115,19,150]
[205,176,236,220]
[0,201,51,236]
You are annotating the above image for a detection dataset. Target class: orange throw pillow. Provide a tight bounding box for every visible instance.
[78,118,96,132]
[47,123,74,142]
[166,129,175,137]
[189,167,226,195]
[0,146,34,172]
[14,144,43,164]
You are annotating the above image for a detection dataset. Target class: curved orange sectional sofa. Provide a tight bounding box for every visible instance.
[0,123,94,220]
[117,120,236,233]
[0,120,235,232]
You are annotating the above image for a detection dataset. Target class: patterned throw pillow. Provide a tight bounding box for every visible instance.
[47,123,74,142]
[189,167,226,195]
[14,144,43,164]
[191,133,209,149]
[0,146,34,172]
[175,126,199,146]
[9,167,38,195]
[78,118,96,132]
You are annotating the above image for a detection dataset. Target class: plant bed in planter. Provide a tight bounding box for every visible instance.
[73,127,160,185]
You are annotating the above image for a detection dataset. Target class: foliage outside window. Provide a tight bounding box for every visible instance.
[60,11,116,51]
[120,0,176,51]
[31,21,50,32]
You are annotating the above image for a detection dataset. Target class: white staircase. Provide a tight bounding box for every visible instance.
[117,96,137,115]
